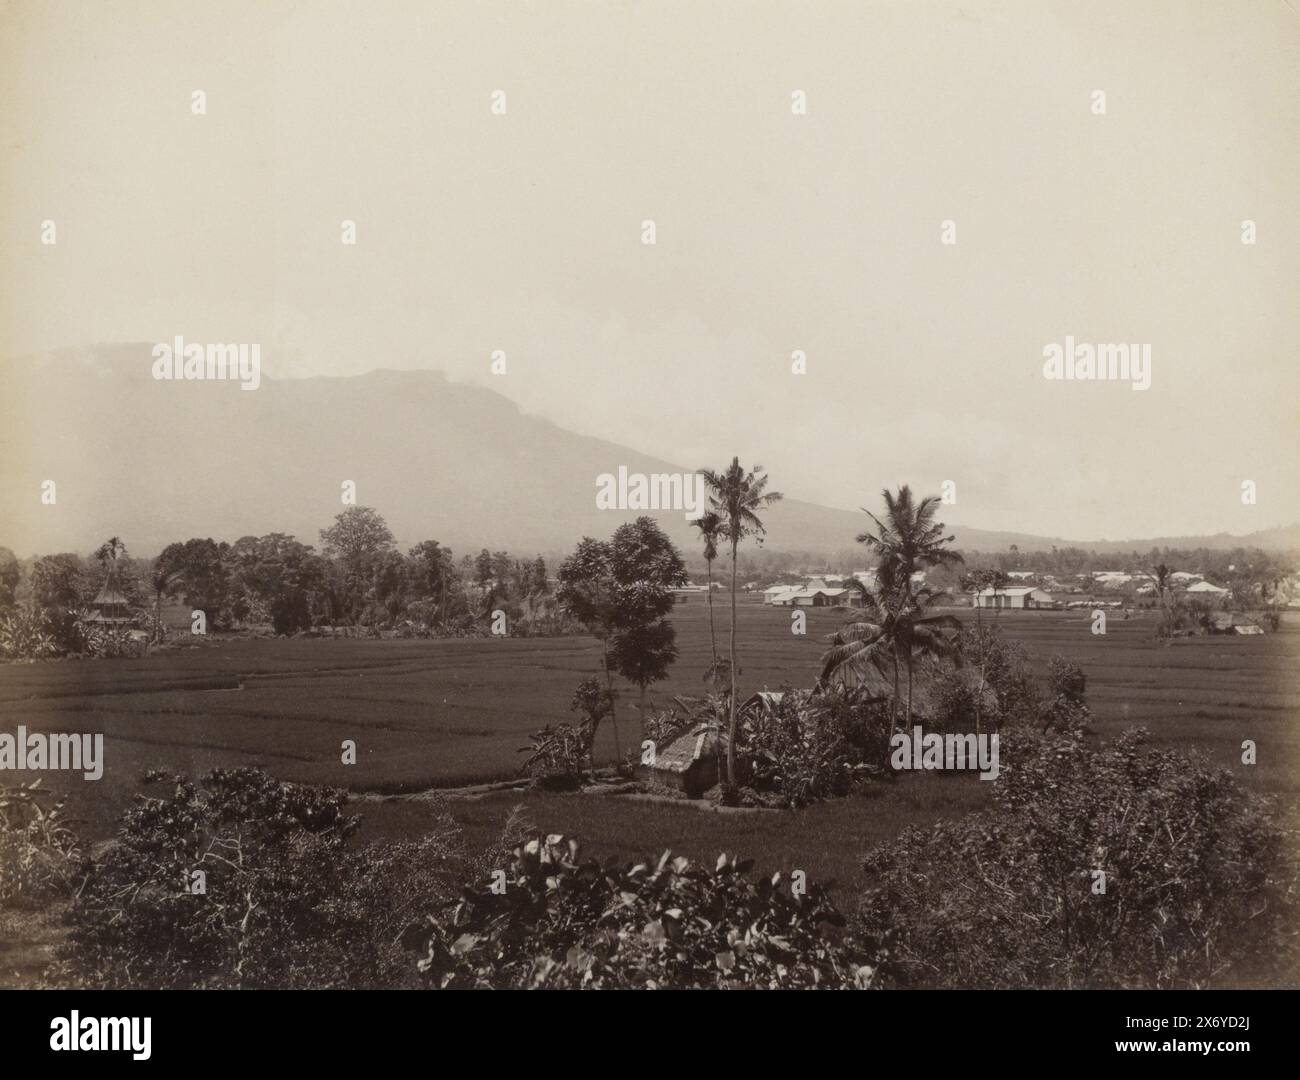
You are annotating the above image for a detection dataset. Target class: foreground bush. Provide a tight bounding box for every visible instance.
[0,606,57,660]
[739,687,891,808]
[64,769,464,988]
[0,781,84,906]
[410,835,877,988]
[857,728,1297,988]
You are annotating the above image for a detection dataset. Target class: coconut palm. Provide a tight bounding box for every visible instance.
[701,459,782,789]
[830,487,965,732]
[94,537,127,586]
[692,511,724,672]
[1151,561,1173,645]
[820,566,961,733]
[857,486,964,587]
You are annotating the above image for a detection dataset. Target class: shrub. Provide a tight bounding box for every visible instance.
[1038,654,1091,734]
[0,781,85,906]
[269,590,312,635]
[0,606,56,660]
[64,768,464,988]
[44,607,96,656]
[83,623,145,659]
[518,724,591,789]
[857,728,1297,988]
[410,835,877,988]
[929,667,1002,736]
[956,625,1038,724]
[740,688,887,808]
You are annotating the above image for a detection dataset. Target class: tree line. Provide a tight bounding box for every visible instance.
[0,506,557,647]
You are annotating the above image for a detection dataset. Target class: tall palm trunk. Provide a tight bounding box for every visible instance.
[906,652,914,730]
[705,557,717,666]
[891,648,901,737]
[602,638,620,764]
[973,594,984,736]
[726,538,738,788]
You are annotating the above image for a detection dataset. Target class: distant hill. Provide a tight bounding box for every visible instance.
[1,346,1296,559]
[941,523,1300,555]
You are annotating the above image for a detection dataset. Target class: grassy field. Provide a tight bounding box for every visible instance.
[2,600,1297,906]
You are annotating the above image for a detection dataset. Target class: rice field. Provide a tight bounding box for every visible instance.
[1,601,1296,856]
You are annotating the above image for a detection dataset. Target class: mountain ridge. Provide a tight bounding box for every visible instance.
[1,346,1297,559]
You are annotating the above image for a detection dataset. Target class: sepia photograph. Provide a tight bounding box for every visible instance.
[1,0,1297,1055]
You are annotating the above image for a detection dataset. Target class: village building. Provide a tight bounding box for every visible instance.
[1092,571,1133,587]
[1185,580,1229,597]
[85,585,134,626]
[641,723,721,797]
[974,585,1055,610]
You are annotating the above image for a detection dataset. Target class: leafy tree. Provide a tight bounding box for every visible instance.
[0,546,22,612]
[473,549,496,610]
[318,507,396,622]
[230,534,329,634]
[530,556,549,596]
[409,540,455,621]
[608,517,686,713]
[318,506,396,567]
[557,521,686,761]
[31,553,86,610]
[491,551,514,595]
[557,538,620,756]
[156,538,232,627]
[701,459,782,791]
[373,550,410,622]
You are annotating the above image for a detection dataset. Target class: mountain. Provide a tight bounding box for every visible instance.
[1,346,1296,560]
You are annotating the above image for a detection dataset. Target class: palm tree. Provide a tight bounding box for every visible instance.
[857,486,964,586]
[818,574,895,698]
[94,536,126,587]
[821,566,961,733]
[1151,561,1172,644]
[840,487,965,731]
[692,511,724,673]
[701,459,782,789]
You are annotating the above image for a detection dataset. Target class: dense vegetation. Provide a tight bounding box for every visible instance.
[0,510,569,658]
[2,475,1295,990]
[4,726,1293,989]
[858,728,1298,988]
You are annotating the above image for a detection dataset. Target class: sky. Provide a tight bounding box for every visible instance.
[2,0,1298,541]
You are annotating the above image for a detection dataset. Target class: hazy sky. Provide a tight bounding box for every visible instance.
[3,0,1298,540]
